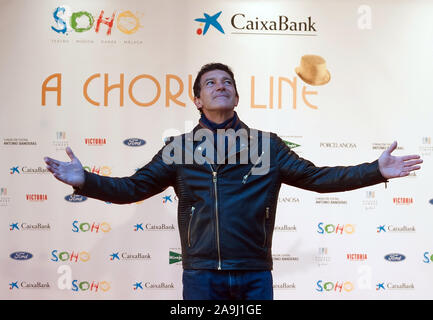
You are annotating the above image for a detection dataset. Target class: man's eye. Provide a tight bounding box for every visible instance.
[224,80,232,85]
[206,81,214,86]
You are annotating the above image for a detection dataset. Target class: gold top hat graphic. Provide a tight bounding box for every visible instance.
[295,54,331,86]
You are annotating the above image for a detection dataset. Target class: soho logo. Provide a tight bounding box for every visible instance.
[317,223,355,235]
[423,252,433,263]
[72,220,111,233]
[72,280,110,292]
[316,280,354,293]
[51,6,141,35]
[51,250,90,262]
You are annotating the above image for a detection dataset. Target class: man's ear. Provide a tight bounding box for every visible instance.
[234,96,239,107]
[194,97,202,111]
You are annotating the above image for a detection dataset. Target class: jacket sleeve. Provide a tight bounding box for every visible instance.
[274,135,388,193]
[73,144,176,204]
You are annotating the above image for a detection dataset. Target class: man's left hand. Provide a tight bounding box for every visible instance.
[378,141,423,179]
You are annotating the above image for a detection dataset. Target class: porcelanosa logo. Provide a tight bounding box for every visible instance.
[320,142,357,149]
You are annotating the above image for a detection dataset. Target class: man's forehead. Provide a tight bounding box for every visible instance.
[200,69,232,82]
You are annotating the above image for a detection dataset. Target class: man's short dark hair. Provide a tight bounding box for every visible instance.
[193,63,239,99]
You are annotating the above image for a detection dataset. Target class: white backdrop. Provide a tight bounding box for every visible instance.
[1,0,432,299]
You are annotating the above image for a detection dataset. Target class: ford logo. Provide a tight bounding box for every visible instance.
[123,138,146,147]
[384,253,406,262]
[10,251,33,261]
[64,194,87,203]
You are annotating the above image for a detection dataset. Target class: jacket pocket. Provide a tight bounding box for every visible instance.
[262,207,270,247]
[187,206,195,247]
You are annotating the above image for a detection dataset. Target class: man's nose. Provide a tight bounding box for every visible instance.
[215,80,226,91]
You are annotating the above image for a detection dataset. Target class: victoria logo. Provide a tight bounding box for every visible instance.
[10,251,33,261]
[384,253,406,262]
[123,138,146,147]
[65,194,87,202]
[194,11,225,35]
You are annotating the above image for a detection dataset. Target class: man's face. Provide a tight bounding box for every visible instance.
[194,69,239,113]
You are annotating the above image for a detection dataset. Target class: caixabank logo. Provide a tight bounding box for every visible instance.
[109,251,151,261]
[9,165,49,175]
[133,222,175,232]
[10,222,51,232]
[376,282,414,291]
[9,281,50,290]
[133,281,175,291]
[194,10,318,36]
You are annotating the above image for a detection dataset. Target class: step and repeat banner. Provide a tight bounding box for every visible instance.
[1,0,432,299]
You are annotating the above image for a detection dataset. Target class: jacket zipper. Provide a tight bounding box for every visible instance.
[242,151,265,184]
[187,206,195,247]
[263,207,270,247]
[212,171,222,270]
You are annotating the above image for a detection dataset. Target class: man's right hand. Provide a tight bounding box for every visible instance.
[44,147,85,189]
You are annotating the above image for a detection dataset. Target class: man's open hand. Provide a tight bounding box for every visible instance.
[378,141,423,179]
[44,147,85,188]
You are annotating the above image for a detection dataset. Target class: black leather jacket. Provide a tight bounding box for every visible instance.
[75,121,388,270]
